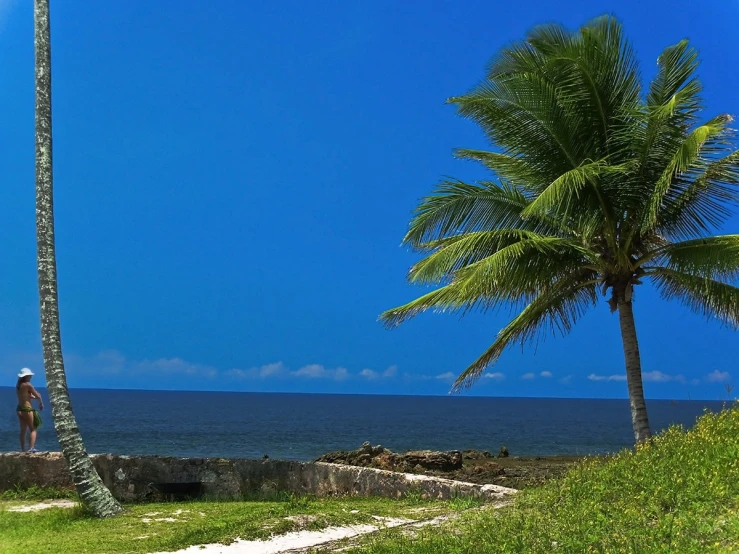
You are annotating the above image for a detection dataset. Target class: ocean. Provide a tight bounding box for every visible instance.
[1,388,727,460]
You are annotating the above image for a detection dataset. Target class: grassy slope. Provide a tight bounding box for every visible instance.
[0,494,475,554]
[343,406,739,554]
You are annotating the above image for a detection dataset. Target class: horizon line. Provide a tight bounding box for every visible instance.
[0,385,731,403]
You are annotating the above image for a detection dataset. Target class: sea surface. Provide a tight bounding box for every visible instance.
[0,388,728,460]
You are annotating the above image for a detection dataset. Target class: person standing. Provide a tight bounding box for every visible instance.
[16,368,44,452]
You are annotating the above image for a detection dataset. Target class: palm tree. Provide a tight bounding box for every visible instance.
[34,0,122,517]
[380,16,739,444]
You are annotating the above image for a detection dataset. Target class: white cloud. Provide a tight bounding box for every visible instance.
[123,355,219,378]
[642,370,674,383]
[483,372,505,382]
[638,370,689,384]
[259,362,286,378]
[588,373,627,382]
[360,368,379,379]
[706,370,731,383]
[382,365,398,378]
[540,371,553,378]
[17,347,388,384]
[435,372,456,381]
[293,364,327,378]
[226,361,286,380]
[559,375,573,384]
[360,366,398,380]
[521,372,536,380]
[292,364,348,381]
[225,368,252,379]
[62,350,223,381]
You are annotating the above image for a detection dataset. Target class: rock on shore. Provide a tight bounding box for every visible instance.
[316,442,463,472]
[317,442,584,489]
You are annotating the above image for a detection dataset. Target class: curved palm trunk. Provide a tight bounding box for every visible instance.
[617,299,652,444]
[34,0,122,518]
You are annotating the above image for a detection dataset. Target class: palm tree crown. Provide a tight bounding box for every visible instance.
[381,16,739,442]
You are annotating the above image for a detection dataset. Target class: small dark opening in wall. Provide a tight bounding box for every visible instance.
[151,482,203,500]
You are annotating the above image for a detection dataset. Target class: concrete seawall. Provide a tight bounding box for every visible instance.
[0,452,517,503]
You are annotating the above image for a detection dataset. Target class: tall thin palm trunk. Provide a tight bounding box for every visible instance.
[617,298,652,444]
[34,0,122,518]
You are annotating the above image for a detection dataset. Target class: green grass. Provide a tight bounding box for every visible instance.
[0,484,77,501]
[0,493,471,554]
[339,405,739,554]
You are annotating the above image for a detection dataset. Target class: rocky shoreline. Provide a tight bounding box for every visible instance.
[316,442,590,489]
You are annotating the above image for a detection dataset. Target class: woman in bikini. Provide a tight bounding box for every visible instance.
[16,368,44,453]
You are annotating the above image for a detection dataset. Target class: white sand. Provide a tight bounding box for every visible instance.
[147,516,413,554]
[7,499,77,512]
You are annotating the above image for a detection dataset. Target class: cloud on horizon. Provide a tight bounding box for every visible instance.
[10,347,730,394]
[291,364,349,381]
[435,372,456,382]
[642,370,686,383]
[23,349,404,385]
[706,370,731,383]
[588,371,693,385]
[587,373,627,382]
[483,372,505,382]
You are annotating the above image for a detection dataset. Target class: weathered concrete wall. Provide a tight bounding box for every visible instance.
[0,452,516,503]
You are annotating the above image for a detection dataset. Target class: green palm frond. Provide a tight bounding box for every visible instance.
[450,72,581,180]
[408,229,550,285]
[379,282,499,329]
[640,235,739,280]
[451,277,599,391]
[639,40,703,173]
[658,149,739,239]
[403,180,539,248]
[546,16,641,151]
[646,39,701,115]
[649,268,739,328]
[522,159,634,220]
[446,236,595,298]
[381,236,594,327]
[641,115,734,231]
[453,149,546,191]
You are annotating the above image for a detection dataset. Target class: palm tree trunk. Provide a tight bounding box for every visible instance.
[617,298,652,444]
[34,0,122,519]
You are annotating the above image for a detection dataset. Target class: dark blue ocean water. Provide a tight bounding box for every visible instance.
[0,388,727,460]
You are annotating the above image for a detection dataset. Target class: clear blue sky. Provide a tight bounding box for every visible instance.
[0,0,737,399]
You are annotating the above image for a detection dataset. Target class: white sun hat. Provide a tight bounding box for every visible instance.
[17,368,35,378]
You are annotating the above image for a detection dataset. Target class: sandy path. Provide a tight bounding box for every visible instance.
[6,499,77,512]
[147,516,413,554]
[149,501,513,554]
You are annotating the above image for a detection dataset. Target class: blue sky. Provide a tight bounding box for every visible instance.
[0,0,737,399]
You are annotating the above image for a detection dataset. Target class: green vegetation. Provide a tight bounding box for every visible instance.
[0,484,77,502]
[381,15,739,444]
[339,406,739,553]
[0,494,469,554]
